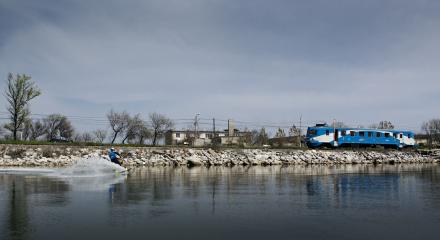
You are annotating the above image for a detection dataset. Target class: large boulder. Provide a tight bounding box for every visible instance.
[186,155,203,166]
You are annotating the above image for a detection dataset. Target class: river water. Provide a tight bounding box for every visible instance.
[0,161,439,240]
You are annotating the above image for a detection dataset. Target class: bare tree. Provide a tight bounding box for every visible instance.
[107,109,130,144]
[370,121,394,129]
[288,125,302,147]
[136,123,152,145]
[4,73,41,140]
[93,129,107,143]
[22,119,33,140]
[29,120,46,140]
[422,119,440,146]
[22,119,45,141]
[57,115,74,140]
[43,114,74,141]
[240,127,253,146]
[331,121,348,128]
[73,132,93,143]
[0,125,4,139]
[274,128,287,147]
[73,133,82,142]
[249,129,260,145]
[275,128,286,138]
[288,125,300,137]
[121,114,143,144]
[183,129,196,146]
[149,112,173,146]
[81,132,93,142]
[254,127,269,146]
[380,121,394,129]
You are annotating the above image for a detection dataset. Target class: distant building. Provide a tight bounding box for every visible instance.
[268,136,303,147]
[165,119,250,146]
[415,134,439,147]
[165,130,222,146]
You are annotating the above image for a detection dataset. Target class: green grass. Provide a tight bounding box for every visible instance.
[0,139,307,150]
[2,140,426,152]
[0,140,163,148]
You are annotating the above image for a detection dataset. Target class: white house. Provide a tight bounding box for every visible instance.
[165,120,249,146]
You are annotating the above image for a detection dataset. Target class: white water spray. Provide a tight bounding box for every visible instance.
[57,157,126,178]
[0,157,128,191]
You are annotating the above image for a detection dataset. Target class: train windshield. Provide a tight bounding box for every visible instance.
[307,129,317,135]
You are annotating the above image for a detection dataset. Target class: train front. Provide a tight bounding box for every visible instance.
[305,126,321,148]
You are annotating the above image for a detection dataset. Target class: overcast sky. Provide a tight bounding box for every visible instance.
[1,0,439,132]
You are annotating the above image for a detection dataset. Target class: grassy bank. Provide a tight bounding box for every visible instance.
[0,140,310,150]
[1,140,433,152]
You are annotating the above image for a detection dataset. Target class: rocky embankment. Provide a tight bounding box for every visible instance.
[0,144,439,167]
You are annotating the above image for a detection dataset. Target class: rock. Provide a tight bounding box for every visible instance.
[186,155,203,166]
[187,149,195,155]
[0,144,438,167]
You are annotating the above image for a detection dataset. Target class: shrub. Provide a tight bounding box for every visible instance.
[8,148,26,159]
[42,148,54,158]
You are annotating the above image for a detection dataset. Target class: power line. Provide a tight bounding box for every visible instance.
[0,111,426,131]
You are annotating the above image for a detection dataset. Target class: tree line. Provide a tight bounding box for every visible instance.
[0,73,439,147]
[106,110,173,145]
[0,73,174,145]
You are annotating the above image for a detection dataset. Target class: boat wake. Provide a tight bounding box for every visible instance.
[56,157,127,178]
[0,157,127,191]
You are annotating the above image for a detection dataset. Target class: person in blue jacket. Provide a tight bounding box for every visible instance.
[108,147,121,166]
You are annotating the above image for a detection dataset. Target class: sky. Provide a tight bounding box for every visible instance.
[0,0,439,133]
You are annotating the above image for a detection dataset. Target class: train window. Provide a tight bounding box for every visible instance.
[408,133,412,138]
[368,132,372,137]
[308,129,317,135]
[359,132,365,137]
[393,133,398,138]
[342,131,346,136]
[326,130,329,136]
[400,133,403,138]
[350,131,355,136]
[385,133,390,138]
[376,132,381,137]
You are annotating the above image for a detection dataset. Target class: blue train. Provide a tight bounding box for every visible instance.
[305,124,415,149]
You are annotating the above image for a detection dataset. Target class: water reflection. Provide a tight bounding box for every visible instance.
[0,164,439,240]
[104,165,440,218]
[109,164,439,202]
[0,174,69,240]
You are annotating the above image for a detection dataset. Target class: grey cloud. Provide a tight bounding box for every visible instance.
[0,0,439,132]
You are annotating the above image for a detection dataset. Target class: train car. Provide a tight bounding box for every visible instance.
[305,124,415,149]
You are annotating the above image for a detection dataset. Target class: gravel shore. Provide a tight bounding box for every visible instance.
[0,144,439,167]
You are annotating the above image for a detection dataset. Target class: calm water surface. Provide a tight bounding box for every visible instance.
[1,164,440,240]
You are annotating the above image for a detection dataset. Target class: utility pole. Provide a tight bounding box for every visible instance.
[193,114,200,146]
[213,118,216,137]
[194,114,200,136]
[299,115,302,148]
[333,118,336,147]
